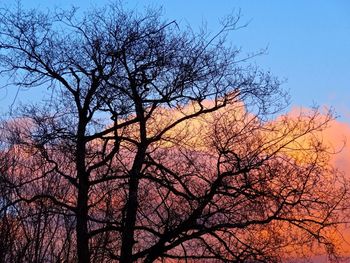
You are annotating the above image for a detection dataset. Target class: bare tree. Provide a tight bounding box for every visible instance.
[0,2,348,263]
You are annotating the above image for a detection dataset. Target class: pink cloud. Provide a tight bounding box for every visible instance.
[325,120,350,177]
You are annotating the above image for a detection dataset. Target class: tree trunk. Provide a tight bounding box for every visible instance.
[120,148,146,263]
[76,181,89,263]
[120,175,138,263]
[76,124,90,263]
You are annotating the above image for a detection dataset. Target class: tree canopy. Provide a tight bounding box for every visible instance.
[0,2,348,263]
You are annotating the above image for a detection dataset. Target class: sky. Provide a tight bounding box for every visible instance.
[1,0,347,124]
[0,1,349,260]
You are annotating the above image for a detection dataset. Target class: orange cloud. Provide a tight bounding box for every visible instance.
[325,120,350,176]
[323,119,350,257]
[284,108,350,256]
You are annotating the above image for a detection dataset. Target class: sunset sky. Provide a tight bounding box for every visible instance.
[0,2,349,144]
[2,0,346,169]
[0,1,349,261]
[2,0,349,171]
[2,0,346,122]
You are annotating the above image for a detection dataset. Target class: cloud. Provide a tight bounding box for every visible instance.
[323,119,350,256]
[326,120,350,176]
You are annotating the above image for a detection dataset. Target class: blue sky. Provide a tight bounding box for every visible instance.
[1,0,349,122]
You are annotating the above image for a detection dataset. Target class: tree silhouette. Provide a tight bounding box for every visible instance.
[0,3,347,263]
